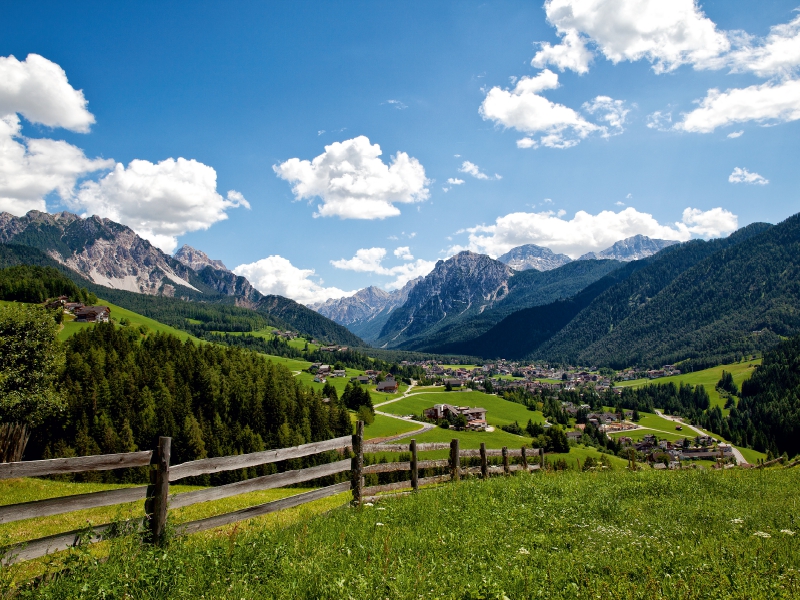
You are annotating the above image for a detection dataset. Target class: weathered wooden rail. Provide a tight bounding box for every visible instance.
[0,422,542,565]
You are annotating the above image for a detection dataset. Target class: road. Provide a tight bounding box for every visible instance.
[654,410,749,465]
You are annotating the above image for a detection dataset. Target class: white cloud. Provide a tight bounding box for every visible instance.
[72,157,249,253]
[535,0,730,74]
[723,14,800,79]
[676,78,800,133]
[615,201,625,206]
[646,110,673,131]
[727,130,744,138]
[681,207,739,236]
[532,29,594,74]
[728,167,769,185]
[447,178,465,185]
[273,135,429,220]
[459,161,491,180]
[331,247,435,290]
[480,70,624,148]
[385,99,408,109]
[0,54,95,132]
[0,114,113,216]
[626,193,632,199]
[234,255,354,305]
[394,246,414,260]
[582,96,629,137]
[455,206,737,259]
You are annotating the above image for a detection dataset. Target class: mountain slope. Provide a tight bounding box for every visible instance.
[312,278,420,343]
[564,217,799,368]
[0,242,363,346]
[496,244,572,271]
[174,245,229,272]
[444,222,773,361]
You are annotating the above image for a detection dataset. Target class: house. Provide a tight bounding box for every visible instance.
[332,369,346,378]
[566,431,583,441]
[74,306,110,323]
[376,377,399,393]
[351,375,371,384]
[64,302,84,314]
[318,365,331,374]
[422,404,488,430]
[444,378,463,388]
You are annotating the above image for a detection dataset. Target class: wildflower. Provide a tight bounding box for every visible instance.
[730,518,744,524]
[377,507,386,511]
[753,531,771,538]
[375,522,384,526]
[517,548,530,555]
[781,530,795,536]
[364,502,374,507]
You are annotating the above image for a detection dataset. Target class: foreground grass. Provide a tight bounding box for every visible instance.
[6,469,800,599]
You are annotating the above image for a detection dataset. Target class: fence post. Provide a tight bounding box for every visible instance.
[502,446,509,475]
[450,438,460,482]
[521,446,528,470]
[539,447,544,466]
[146,436,171,544]
[410,439,418,492]
[480,442,488,479]
[351,420,364,505]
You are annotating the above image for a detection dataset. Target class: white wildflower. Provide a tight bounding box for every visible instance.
[375,522,384,526]
[376,507,386,511]
[781,529,795,536]
[730,518,744,524]
[364,502,374,507]
[753,531,771,538]
[518,547,530,555]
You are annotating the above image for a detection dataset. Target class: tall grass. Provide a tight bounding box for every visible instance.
[5,469,799,599]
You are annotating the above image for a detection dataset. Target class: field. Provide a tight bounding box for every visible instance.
[362,413,422,440]
[616,360,762,411]
[379,390,546,428]
[9,469,800,599]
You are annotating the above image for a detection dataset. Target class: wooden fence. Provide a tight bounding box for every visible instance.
[0,422,542,565]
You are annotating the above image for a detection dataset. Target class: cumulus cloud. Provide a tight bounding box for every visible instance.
[454,206,737,258]
[0,114,113,216]
[234,255,354,305]
[447,178,465,185]
[534,0,730,74]
[273,135,430,220]
[728,167,769,185]
[723,14,800,79]
[480,70,625,148]
[532,29,593,74]
[72,158,249,253]
[458,161,500,180]
[331,247,435,290]
[727,130,744,138]
[676,78,800,133]
[0,54,95,132]
[394,246,414,260]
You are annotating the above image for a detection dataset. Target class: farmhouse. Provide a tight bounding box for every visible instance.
[423,404,488,431]
[74,306,111,323]
[376,377,399,393]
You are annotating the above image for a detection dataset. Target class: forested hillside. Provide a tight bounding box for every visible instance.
[24,324,353,481]
[0,244,364,346]
[718,335,800,457]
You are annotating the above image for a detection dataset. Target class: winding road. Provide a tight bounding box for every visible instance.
[653,410,749,465]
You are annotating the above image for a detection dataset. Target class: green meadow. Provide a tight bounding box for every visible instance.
[8,469,800,599]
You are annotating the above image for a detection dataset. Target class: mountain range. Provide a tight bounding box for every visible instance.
[0,211,362,346]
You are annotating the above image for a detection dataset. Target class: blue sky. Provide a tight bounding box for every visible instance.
[1,1,798,303]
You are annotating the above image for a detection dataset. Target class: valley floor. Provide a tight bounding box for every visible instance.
[5,469,799,599]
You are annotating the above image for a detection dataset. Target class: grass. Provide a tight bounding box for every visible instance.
[616,360,762,412]
[9,469,800,599]
[380,390,546,428]
[362,414,423,441]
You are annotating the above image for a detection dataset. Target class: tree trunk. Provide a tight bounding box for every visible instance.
[0,422,30,463]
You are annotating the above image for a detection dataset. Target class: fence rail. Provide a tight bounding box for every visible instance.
[1,423,543,566]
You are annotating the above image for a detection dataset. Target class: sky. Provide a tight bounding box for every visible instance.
[1,1,799,304]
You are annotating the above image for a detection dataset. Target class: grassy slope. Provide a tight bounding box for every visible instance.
[380,390,545,428]
[616,359,762,410]
[362,414,422,440]
[15,469,800,599]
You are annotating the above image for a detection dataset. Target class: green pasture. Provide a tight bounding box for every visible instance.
[616,360,761,411]
[362,413,423,440]
[380,390,546,428]
[16,468,800,599]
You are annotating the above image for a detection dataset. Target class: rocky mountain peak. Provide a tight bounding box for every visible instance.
[497,244,573,272]
[578,235,679,262]
[174,245,229,272]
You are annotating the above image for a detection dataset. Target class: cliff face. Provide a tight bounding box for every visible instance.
[0,211,197,295]
[174,245,229,272]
